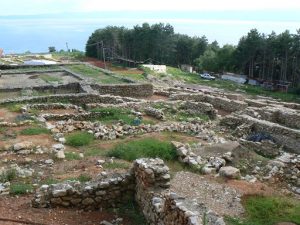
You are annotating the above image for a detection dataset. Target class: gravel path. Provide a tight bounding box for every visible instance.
[170,171,244,217]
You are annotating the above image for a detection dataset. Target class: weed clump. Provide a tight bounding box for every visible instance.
[65,132,94,147]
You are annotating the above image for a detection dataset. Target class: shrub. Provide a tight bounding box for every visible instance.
[107,138,177,161]
[20,127,50,135]
[65,132,94,147]
[10,183,33,195]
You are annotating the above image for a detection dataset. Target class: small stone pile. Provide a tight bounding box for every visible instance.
[49,120,210,141]
[144,107,165,120]
[172,141,240,179]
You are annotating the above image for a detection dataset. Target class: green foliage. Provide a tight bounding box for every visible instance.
[226,195,300,225]
[0,169,16,183]
[64,152,81,160]
[107,138,177,161]
[10,183,33,195]
[6,104,23,112]
[90,107,134,124]
[48,46,56,53]
[65,132,94,147]
[19,127,50,135]
[103,162,130,170]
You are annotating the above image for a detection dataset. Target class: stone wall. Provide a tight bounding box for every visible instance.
[170,93,247,112]
[32,171,135,210]
[0,93,139,106]
[91,83,153,98]
[244,106,300,129]
[221,114,300,154]
[0,82,82,95]
[179,101,217,119]
[32,158,225,225]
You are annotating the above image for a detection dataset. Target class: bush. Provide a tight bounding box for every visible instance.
[107,138,177,161]
[20,127,50,135]
[226,195,300,225]
[65,132,94,147]
[10,183,33,195]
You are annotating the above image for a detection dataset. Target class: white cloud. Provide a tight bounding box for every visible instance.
[78,0,300,11]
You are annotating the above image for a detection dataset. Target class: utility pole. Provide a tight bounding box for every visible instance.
[101,41,106,70]
[66,42,69,52]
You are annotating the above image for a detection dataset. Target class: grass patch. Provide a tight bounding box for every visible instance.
[64,152,81,160]
[65,174,92,183]
[5,104,23,112]
[226,195,300,225]
[103,162,130,170]
[91,107,135,124]
[10,183,33,195]
[107,138,177,161]
[0,169,16,183]
[42,178,59,185]
[66,64,125,84]
[84,147,104,157]
[65,131,94,147]
[39,74,63,83]
[19,127,50,135]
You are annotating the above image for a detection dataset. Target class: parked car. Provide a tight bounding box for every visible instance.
[200,73,215,80]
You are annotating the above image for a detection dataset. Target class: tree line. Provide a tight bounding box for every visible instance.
[86,23,300,87]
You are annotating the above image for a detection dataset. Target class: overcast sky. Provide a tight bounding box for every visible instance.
[1,0,300,53]
[2,0,300,14]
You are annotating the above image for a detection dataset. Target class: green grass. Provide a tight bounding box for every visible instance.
[19,127,50,135]
[84,147,105,157]
[42,178,59,185]
[143,66,300,103]
[10,183,33,195]
[226,195,300,225]
[64,152,82,160]
[5,103,23,112]
[0,169,16,183]
[39,74,63,83]
[65,131,94,147]
[91,107,135,124]
[66,64,125,84]
[90,107,156,125]
[107,138,177,161]
[65,174,92,183]
[103,162,130,170]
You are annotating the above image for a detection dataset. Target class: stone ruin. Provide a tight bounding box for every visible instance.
[32,158,225,225]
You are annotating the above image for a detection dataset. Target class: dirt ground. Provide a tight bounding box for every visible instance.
[0,195,133,225]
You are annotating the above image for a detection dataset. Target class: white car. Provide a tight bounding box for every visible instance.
[200,73,215,80]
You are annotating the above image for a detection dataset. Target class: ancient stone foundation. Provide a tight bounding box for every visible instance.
[32,158,224,225]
